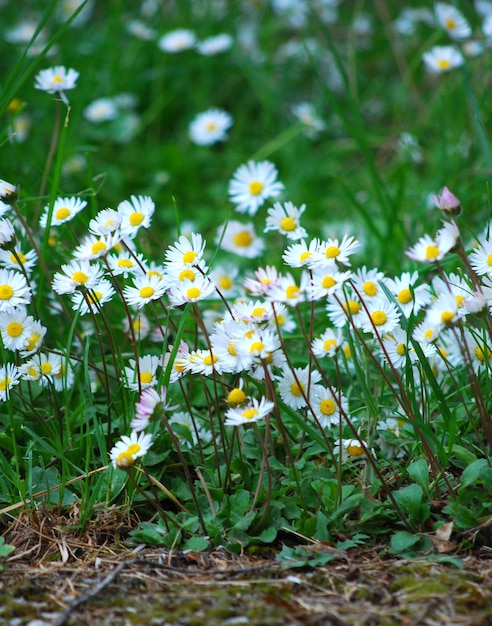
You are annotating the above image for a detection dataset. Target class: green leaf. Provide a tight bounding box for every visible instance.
[407,459,430,492]
[389,531,421,554]
[257,527,277,543]
[0,537,15,558]
[451,444,477,466]
[230,490,251,518]
[182,536,210,552]
[460,459,488,491]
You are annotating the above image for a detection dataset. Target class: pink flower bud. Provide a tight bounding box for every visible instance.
[431,187,462,217]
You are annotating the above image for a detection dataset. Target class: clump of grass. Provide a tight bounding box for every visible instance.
[1,1,492,556]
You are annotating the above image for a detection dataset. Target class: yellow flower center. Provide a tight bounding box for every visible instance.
[118,259,134,268]
[290,382,305,397]
[396,343,406,356]
[250,341,264,354]
[424,329,434,341]
[299,251,311,262]
[445,18,456,30]
[455,294,465,308]
[41,362,52,375]
[0,377,11,391]
[187,287,201,299]
[343,300,361,315]
[227,388,247,405]
[139,286,154,299]
[347,444,364,457]
[6,321,22,337]
[148,269,163,279]
[437,59,451,70]
[182,251,197,264]
[234,231,253,247]
[371,310,387,326]
[140,372,154,384]
[441,311,455,324]
[129,212,144,226]
[179,269,196,282]
[55,207,70,220]
[251,307,267,318]
[322,276,336,289]
[476,346,491,362]
[28,366,39,378]
[219,276,233,290]
[0,284,14,300]
[286,285,300,299]
[425,245,440,260]
[10,252,26,264]
[242,408,259,419]
[88,290,102,304]
[91,241,107,255]
[72,271,88,284]
[25,333,40,351]
[325,245,340,259]
[248,181,263,196]
[53,75,63,83]
[363,281,377,297]
[203,354,217,366]
[344,344,351,358]
[206,122,217,131]
[323,338,337,352]
[280,217,296,231]
[397,288,412,304]
[320,399,336,415]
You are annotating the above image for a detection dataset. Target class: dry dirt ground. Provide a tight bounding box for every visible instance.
[2,508,492,626]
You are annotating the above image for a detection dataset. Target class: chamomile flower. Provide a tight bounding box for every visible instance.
[311,386,348,428]
[168,274,215,307]
[165,233,206,270]
[89,208,122,236]
[34,66,79,103]
[0,308,34,351]
[169,411,213,447]
[73,232,120,260]
[360,298,401,336]
[228,160,284,216]
[123,273,167,309]
[311,234,360,268]
[277,366,321,410]
[424,291,461,329]
[157,28,197,53]
[431,186,462,217]
[36,352,62,386]
[307,268,351,301]
[52,357,75,392]
[19,318,47,357]
[406,222,458,263]
[334,438,370,462]
[123,354,160,392]
[352,266,385,300]
[71,279,115,315]
[131,386,175,432]
[225,396,274,426]
[210,264,242,299]
[189,108,233,145]
[422,45,464,73]
[264,201,307,240]
[110,431,153,469]
[244,266,281,296]
[52,260,103,295]
[282,238,321,268]
[196,33,233,55]
[107,251,145,278]
[217,220,265,258]
[311,327,344,358]
[291,102,326,139]
[435,3,471,40]
[0,247,37,274]
[118,195,155,238]
[0,218,16,248]
[0,362,20,401]
[83,97,118,123]
[469,238,492,278]
[39,196,87,227]
[383,271,431,317]
[267,271,308,306]
[326,292,363,328]
[0,269,31,312]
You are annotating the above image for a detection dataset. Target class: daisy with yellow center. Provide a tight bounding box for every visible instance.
[228,159,284,216]
[189,108,233,145]
[361,299,400,336]
[312,386,348,428]
[110,431,153,469]
[118,195,155,237]
[278,365,321,410]
[123,354,160,392]
[225,396,275,426]
[0,363,20,400]
[216,220,265,258]
[264,201,307,241]
[39,196,87,228]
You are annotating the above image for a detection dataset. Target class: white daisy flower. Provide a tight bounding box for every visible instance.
[110,431,153,469]
[235,327,281,364]
[310,386,348,428]
[0,218,16,248]
[243,265,281,296]
[264,201,307,240]
[123,312,151,341]
[225,396,274,426]
[73,232,121,260]
[169,411,212,447]
[19,318,47,357]
[0,247,37,274]
[0,179,17,205]
[210,264,242,300]
[0,308,34,351]
[277,366,321,410]
[334,438,369,462]
[165,233,206,270]
[84,98,118,123]
[435,3,472,40]
[267,271,308,306]
[39,196,87,227]
[52,356,75,392]
[432,272,473,311]
[422,45,464,73]
[167,274,215,307]
[469,238,492,278]
[123,354,160,392]
[208,319,256,374]
[157,29,196,53]
[282,238,321,268]
[189,108,233,146]
[406,222,458,263]
[230,299,281,324]
[71,279,115,315]
[307,268,352,301]
[32,352,62,386]
[107,251,145,278]
[0,362,20,401]
[228,160,284,216]
[196,33,233,56]
[89,208,122,236]
[123,273,167,309]
[184,349,222,376]
[380,326,436,369]
[351,266,385,300]
[360,298,401,336]
[291,102,326,139]
[310,234,360,269]
[34,66,79,102]
[424,291,461,329]
[0,269,31,312]
[52,260,103,295]
[118,195,155,238]
[412,320,442,344]
[383,271,432,317]
[311,327,344,358]
[216,220,265,258]
[326,292,363,328]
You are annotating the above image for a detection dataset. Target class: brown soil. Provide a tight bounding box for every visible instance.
[2,507,492,626]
